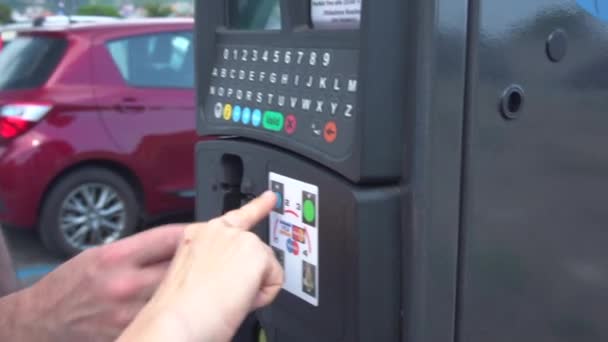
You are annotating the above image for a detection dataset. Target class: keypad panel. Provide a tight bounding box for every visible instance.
[204,44,359,158]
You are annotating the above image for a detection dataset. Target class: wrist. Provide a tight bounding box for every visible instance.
[130,294,236,342]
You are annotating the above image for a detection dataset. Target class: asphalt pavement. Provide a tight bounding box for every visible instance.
[2,226,63,286]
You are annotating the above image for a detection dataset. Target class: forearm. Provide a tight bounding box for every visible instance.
[0,293,17,339]
[0,232,28,340]
[118,313,192,342]
[0,287,57,341]
[0,290,30,341]
[118,298,232,342]
[0,230,18,296]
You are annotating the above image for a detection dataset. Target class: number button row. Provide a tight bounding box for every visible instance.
[222,47,332,67]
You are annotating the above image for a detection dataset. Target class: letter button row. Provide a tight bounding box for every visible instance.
[210,87,355,119]
[210,68,358,94]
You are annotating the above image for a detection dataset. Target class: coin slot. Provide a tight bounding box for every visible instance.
[221,154,244,213]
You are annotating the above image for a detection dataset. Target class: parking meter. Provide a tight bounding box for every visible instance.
[195,0,405,341]
[196,0,608,341]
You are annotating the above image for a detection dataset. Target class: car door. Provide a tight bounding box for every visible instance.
[91,28,197,201]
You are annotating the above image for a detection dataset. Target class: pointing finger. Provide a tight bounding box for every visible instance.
[217,191,277,229]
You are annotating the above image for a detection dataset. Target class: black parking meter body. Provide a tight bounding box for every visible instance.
[195,0,608,341]
[195,0,406,341]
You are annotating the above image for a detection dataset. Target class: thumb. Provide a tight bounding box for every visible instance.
[253,247,284,309]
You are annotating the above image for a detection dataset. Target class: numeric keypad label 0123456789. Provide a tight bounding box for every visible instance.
[205,45,359,157]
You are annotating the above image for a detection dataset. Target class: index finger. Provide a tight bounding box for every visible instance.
[218,191,277,229]
[111,224,186,266]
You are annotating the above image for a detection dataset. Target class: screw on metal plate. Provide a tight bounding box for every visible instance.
[546,29,568,63]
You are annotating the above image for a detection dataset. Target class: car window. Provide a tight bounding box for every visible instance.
[106,31,194,89]
[0,35,67,91]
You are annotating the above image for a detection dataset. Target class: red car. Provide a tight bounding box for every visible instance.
[0,19,199,256]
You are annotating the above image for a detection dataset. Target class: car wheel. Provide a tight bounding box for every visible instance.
[39,167,140,257]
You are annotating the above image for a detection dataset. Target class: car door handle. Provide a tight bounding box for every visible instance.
[114,98,145,113]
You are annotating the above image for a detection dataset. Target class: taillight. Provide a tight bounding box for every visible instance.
[0,104,52,140]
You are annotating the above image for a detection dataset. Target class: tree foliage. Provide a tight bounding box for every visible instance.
[0,3,12,24]
[144,2,172,17]
[76,4,120,18]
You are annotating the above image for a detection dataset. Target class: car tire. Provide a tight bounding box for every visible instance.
[39,167,140,257]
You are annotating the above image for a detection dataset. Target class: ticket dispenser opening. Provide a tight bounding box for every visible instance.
[195,0,409,341]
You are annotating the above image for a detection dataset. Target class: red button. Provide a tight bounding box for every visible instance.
[323,121,337,143]
[285,114,297,135]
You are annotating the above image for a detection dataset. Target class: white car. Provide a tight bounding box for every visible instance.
[1,16,120,50]
[32,15,120,26]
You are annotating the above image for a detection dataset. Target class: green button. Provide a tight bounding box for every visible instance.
[263,111,284,132]
[303,199,316,224]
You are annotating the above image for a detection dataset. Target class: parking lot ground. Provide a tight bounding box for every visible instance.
[2,227,63,286]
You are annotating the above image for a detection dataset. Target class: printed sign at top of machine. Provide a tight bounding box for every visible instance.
[311,0,362,29]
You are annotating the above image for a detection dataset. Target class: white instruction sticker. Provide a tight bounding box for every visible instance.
[269,172,319,306]
[311,0,362,29]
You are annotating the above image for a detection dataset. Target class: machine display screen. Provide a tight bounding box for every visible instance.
[229,0,281,30]
[311,0,362,29]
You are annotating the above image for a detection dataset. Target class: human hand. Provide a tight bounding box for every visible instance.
[0,230,19,296]
[4,224,186,342]
[118,191,283,342]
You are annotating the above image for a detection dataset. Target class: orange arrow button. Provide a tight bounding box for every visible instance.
[324,121,337,143]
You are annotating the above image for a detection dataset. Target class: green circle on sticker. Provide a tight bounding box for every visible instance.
[303,199,315,223]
